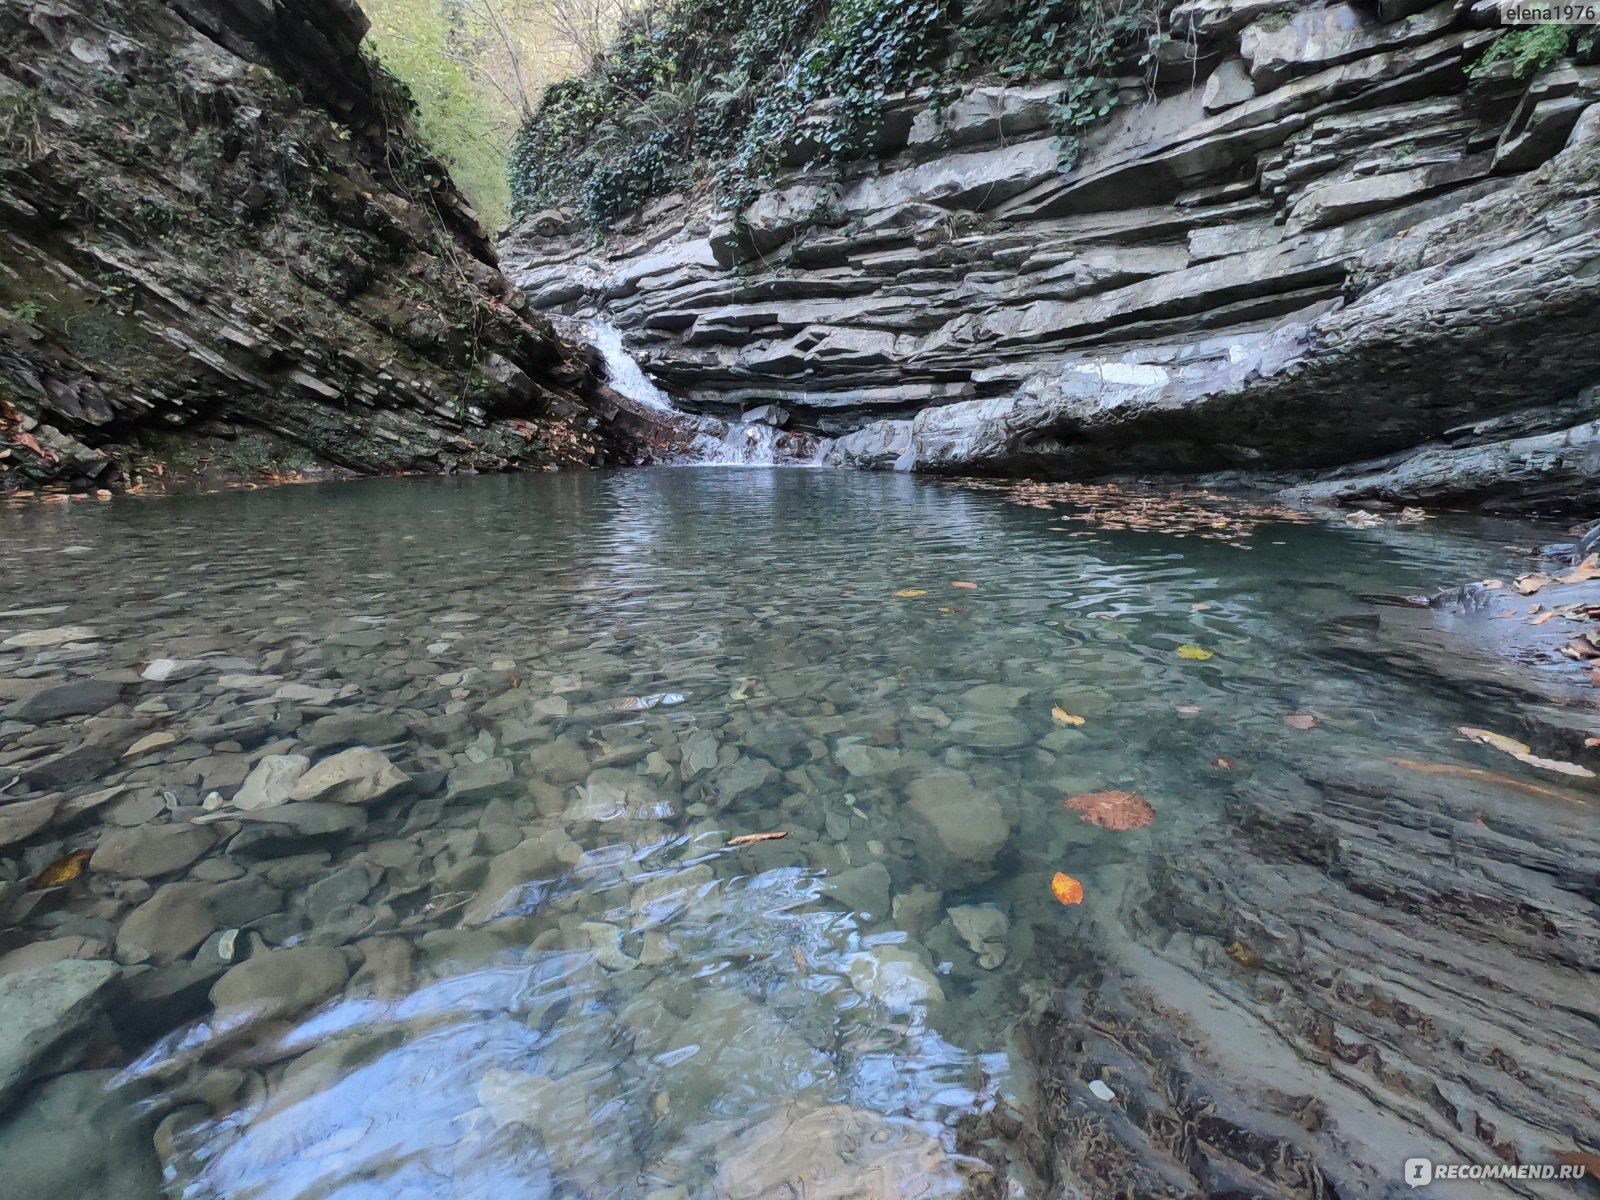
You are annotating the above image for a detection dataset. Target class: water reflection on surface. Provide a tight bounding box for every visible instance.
[0,470,1581,1199]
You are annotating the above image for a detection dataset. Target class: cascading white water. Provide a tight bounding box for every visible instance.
[576,320,802,467]
[583,322,677,415]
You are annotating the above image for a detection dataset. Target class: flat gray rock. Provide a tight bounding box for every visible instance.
[11,680,123,723]
[0,960,120,1113]
[91,823,216,878]
[0,796,60,849]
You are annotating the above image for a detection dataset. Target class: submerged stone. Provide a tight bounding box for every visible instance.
[0,960,120,1112]
[903,770,1009,887]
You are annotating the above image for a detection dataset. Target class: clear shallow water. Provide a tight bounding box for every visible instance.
[0,470,1578,1198]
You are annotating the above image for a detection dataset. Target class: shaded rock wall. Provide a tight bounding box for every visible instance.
[506,1,1600,510]
[0,0,655,491]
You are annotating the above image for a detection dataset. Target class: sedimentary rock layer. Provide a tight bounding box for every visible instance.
[0,0,655,490]
[506,2,1600,508]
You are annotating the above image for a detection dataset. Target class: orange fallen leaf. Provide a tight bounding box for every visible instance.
[1212,756,1234,768]
[29,848,91,890]
[1065,790,1155,831]
[1050,872,1085,905]
[10,430,59,463]
[1051,706,1086,726]
[1176,705,1201,715]
[1584,737,1600,748]
[1479,578,1504,589]
[1514,574,1550,595]
[1282,714,1318,730]
[1558,554,1600,584]
[728,831,788,846]
[950,581,978,590]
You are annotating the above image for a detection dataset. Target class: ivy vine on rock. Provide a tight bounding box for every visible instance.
[509,0,1166,233]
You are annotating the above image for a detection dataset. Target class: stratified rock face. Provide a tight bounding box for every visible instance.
[505,2,1600,509]
[0,0,649,489]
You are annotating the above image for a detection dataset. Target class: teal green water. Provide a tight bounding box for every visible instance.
[0,470,1572,1198]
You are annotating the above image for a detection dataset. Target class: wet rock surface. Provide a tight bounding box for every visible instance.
[507,4,1600,509]
[0,1069,162,1200]
[0,0,661,492]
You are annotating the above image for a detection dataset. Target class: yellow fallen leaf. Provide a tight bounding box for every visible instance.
[1509,751,1594,778]
[1225,941,1263,969]
[938,605,969,614]
[1176,644,1214,660]
[1050,871,1084,905]
[1051,706,1086,726]
[1457,726,1532,756]
[894,589,927,598]
[727,831,789,846]
[123,731,176,757]
[29,849,90,890]
[1176,705,1201,715]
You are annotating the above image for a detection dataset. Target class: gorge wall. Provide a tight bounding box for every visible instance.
[0,0,665,492]
[505,0,1600,510]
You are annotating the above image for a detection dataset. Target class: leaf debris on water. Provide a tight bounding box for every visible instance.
[1065,790,1156,831]
[30,848,90,890]
[1050,872,1085,905]
[728,831,789,846]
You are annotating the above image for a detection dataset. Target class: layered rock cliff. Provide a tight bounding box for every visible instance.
[505,1,1600,510]
[0,0,657,491]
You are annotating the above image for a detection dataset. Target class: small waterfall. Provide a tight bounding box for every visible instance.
[583,322,676,415]
[576,320,813,467]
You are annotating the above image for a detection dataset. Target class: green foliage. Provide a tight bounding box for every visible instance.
[510,0,1164,231]
[1468,24,1574,80]
[364,0,518,227]
[974,0,1159,169]
[6,301,45,325]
